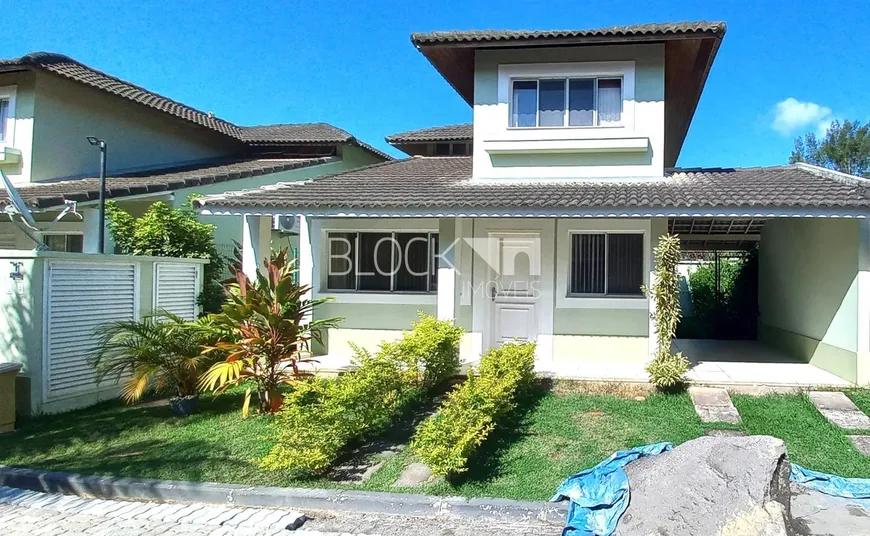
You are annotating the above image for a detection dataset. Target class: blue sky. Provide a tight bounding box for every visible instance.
[1,0,867,167]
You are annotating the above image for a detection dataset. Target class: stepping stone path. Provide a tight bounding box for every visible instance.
[394,462,440,488]
[848,436,870,456]
[808,391,870,430]
[689,387,742,424]
[327,443,404,484]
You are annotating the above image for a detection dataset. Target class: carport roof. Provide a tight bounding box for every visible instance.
[194,156,870,216]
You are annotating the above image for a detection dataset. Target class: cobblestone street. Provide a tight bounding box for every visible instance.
[0,487,347,536]
[0,486,560,536]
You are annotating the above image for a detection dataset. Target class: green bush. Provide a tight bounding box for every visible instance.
[411,341,536,477]
[260,314,463,475]
[645,351,690,389]
[380,313,465,389]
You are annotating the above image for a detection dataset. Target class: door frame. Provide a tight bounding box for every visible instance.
[470,219,556,362]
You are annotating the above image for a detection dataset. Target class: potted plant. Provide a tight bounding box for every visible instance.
[199,249,342,416]
[91,313,220,415]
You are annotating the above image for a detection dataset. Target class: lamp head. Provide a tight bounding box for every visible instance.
[86,136,104,147]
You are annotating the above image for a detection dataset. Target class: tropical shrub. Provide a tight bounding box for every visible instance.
[105,198,226,314]
[199,249,341,416]
[90,312,220,404]
[379,313,465,389]
[260,314,464,475]
[644,233,690,389]
[411,341,536,477]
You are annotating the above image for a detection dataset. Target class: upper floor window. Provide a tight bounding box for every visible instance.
[510,77,622,128]
[0,98,10,144]
[0,86,16,146]
[434,143,470,156]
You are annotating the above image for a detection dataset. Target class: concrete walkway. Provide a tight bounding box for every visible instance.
[808,392,870,429]
[688,387,742,424]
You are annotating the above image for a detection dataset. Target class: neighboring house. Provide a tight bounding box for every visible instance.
[0,52,389,415]
[0,52,389,254]
[197,21,870,387]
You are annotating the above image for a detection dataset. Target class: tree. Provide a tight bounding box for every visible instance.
[105,198,227,314]
[790,120,870,177]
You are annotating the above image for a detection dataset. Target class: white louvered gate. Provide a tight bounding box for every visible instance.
[0,231,15,249]
[154,263,200,320]
[44,261,138,400]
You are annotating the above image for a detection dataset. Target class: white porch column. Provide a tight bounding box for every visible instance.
[437,217,457,321]
[298,215,314,322]
[81,209,102,253]
[242,214,272,281]
[858,220,870,385]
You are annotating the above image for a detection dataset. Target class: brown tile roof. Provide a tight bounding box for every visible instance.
[411,21,727,45]
[195,157,870,213]
[386,124,472,143]
[239,123,355,144]
[0,53,390,160]
[0,52,241,138]
[0,157,336,209]
[239,123,393,160]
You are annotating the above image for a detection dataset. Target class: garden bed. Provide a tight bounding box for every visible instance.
[4,386,870,501]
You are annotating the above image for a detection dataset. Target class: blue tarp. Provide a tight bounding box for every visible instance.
[550,442,672,536]
[791,463,870,499]
[552,445,870,536]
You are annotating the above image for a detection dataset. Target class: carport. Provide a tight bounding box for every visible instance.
[668,216,869,386]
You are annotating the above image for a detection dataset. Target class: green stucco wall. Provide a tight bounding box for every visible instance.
[758,218,860,382]
[29,72,240,182]
[553,308,649,336]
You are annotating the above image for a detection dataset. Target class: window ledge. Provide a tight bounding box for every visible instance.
[0,147,21,165]
[316,292,437,306]
[483,137,649,155]
[556,296,649,310]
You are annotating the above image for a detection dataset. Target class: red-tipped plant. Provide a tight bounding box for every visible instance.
[200,249,341,415]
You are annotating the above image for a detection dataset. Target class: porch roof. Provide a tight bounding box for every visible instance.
[194,156,870,217]
[0,157,336,210]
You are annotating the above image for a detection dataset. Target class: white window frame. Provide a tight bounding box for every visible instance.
[498,61,636,132]
[509,76,624,128]
[568,231,645,298]
[38,231,84,253]
[324,230,439,294]
[0,85,17,147]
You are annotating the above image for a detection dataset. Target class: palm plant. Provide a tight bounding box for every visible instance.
[91,312,221,408]
[199,248,342,416]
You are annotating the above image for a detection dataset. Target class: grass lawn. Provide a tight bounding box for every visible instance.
[0,385,707,501]
[6,386,870,501]
[732,392,870,478]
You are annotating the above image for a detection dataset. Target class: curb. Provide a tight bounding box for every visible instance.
[0,465,567,524]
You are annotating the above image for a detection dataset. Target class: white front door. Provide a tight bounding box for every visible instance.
[487,232,541,348]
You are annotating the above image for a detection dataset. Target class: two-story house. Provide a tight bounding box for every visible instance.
[0,52,389,255]
[198,21,870,387]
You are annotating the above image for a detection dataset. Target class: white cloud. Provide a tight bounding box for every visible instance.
[772,98,832,136]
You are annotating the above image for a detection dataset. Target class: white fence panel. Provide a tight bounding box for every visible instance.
[154,263,200,320]
[0,231,16,249]
[45,261,137,400]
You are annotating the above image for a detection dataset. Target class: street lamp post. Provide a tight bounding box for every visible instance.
[86,137,107,254]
